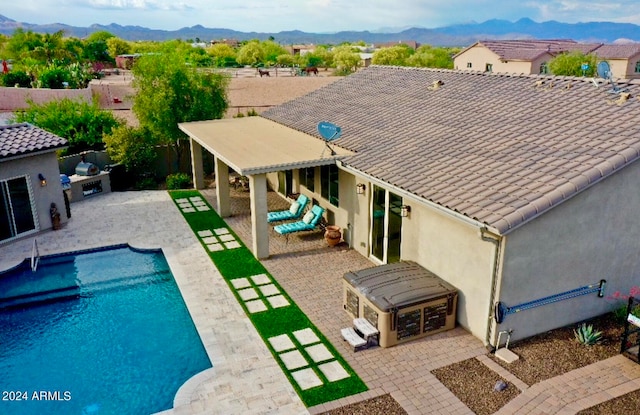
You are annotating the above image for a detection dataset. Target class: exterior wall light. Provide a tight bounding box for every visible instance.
[38,173,47,187]
[400,205,411,217]
[356,183,366,194]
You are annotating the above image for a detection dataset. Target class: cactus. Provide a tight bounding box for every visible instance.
[573,323,602,346]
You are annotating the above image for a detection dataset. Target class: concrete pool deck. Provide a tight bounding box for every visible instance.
[3,189,640,415]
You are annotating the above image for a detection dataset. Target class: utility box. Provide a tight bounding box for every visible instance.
[343,261,458,348]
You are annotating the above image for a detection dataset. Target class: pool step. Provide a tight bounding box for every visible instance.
[0,284,81,310]
[0,270,171,309]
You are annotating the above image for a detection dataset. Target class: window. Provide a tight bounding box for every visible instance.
[466,62,472,68]
[540,62,549,74]
[1,176,37,242]
[635,61,640,73]
[485,63,493,72]
[300,167,315,192]
[320,164,339,207]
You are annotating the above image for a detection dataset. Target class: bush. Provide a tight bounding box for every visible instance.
[38,68,69,89]
[166,173,192,190]
[134,176,157,190]
[2,70,32,88]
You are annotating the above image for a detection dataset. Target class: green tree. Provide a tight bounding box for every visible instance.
[103,125,158,178]
[13,98,121,154]
[372,45,412,66]
[207,43,237,67]
[407,46,455,68]
[276,53,296,67]
[548,51,597,77]
[30,30,68,64]
[131,53,229,171]
[106,37,131,59]
[313,45,333,69]
[261,40,288,65]
[236,41,264,66]
[83,31,114,63]
[332,45,360,74]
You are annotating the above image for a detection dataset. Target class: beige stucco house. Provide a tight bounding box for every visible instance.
[180,65,640,349]
[593,44,640,79]
[0,123,68,244]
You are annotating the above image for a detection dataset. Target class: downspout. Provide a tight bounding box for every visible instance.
[481,227,502,351]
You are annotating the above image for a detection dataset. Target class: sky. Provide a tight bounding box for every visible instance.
[3,0,640,33]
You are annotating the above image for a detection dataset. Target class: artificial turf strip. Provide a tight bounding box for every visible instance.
[169,190,368,407]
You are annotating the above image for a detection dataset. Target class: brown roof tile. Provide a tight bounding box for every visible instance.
[0,123,67,160]
[263,66,640,234]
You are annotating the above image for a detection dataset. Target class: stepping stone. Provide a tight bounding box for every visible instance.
[293,328,320,346]
[196,206,211,211]
[259,284,280,297]
[192,200,206,206]
[291,368,323,390]
[250,274,270,285]
[245,300,267,314]
[206,243,223,252]
[178,202,192,208]
[175,198,189,203]
[279,350,308,370]
[197,230,213,237]
[218,234,235,242]
[189,196,202,202]
[269,334,296,352]
[318,361,350,382]
[224,241,241,249]
[201,236,218,244]
[305,344,333,363]
[267,295,290,309]
[237,288,259,301]
[214,228,230,235]
[182,207,196,213]
[230,278,251,289]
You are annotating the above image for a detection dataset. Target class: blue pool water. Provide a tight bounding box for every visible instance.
[0,245,212,415]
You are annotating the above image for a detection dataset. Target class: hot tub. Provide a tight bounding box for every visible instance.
[343,261,458,348]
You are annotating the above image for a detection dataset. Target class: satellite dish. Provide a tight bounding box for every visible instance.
[596,61,610,79]
[317,121,341,156]
[317,121,342,141]
[596,61,626,94]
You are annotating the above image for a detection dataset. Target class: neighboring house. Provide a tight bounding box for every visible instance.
[115,54,141,70]
[287,44,316,56]
[454,39,600,74]
[181,66,640,349]
[0,123,68,244]
[374,40,419,50]
[210,39,240,48]
[593,44,640,79]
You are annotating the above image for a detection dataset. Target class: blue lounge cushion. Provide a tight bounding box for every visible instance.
[267,194,309,223]
[274,205,325,235]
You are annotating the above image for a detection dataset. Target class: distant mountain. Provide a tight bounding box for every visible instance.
[1,15,639,45]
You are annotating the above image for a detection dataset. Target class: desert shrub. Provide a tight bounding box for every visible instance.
[166,173,192,190]
[2,70,32,87]
[247,108,258,116]
[608,286,640,323]
[574,323,602,346]
[38,67,69,89]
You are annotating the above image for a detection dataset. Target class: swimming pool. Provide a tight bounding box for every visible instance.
[0,245,212,415]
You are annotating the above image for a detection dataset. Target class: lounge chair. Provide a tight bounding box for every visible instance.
[267,194,309,223]
[274,205,325,235]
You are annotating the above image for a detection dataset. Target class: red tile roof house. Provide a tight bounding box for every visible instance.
[0,123,68,244]
[180,65,640,349]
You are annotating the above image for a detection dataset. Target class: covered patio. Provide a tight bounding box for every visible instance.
[179,116,353,259]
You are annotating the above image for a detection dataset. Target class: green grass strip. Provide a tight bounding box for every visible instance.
[170,190,367,407]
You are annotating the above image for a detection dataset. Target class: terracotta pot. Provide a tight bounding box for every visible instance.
[324,225,342,247]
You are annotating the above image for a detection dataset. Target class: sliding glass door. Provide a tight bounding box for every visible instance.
[370,184,402,263]
[1,176,37,242]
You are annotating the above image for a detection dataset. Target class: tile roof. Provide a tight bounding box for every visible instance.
[463,40,602,61]
[262,66,640,234]
[594,44,640,59]
[0,123,67,160]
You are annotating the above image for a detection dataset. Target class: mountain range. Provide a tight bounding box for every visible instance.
[1,15,639,46]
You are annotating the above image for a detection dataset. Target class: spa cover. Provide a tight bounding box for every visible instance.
[343,261,457,312]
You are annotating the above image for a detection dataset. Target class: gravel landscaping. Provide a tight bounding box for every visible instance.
[319,394,407,415]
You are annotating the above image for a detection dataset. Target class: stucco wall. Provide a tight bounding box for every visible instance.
[454,46,553,75]
[0,86,93,110]
[0,152,68,240]
[498,159,640,341]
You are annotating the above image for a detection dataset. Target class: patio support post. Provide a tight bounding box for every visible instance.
[214,157,231,218]
[249,173,269,259]
[190,138,205,189]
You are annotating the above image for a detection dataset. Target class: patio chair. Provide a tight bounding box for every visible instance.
[267,194,309,223]
[274,205,325,235]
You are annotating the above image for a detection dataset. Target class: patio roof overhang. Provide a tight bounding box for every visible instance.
[179,117,354,175]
